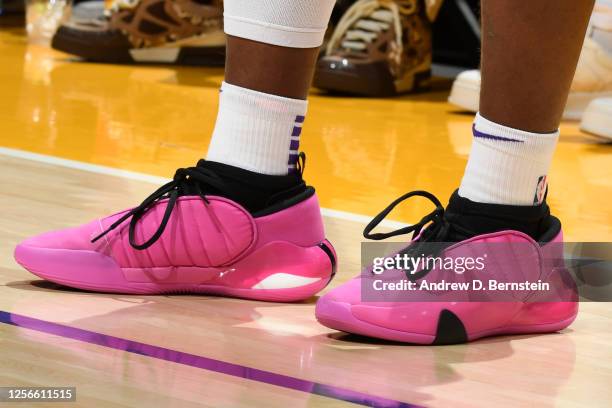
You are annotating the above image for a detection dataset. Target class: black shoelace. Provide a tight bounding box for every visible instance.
[91,154,308,251]
[363,190,474,278]
[91,162,229,250]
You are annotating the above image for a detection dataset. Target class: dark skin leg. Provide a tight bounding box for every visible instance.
[225,2,595,123]
[480,0,595,133]
[224,35,320,100]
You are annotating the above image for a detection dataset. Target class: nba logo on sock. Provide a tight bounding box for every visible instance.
[534,175,547,204]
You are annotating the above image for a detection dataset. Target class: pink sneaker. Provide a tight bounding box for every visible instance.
[14,161,336,301]
[316,190,578,344]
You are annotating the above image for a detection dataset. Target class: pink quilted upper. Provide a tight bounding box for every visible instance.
[20,194,326,269]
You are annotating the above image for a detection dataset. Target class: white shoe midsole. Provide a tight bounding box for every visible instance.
[129,31,225,62]
[252,273,322,290]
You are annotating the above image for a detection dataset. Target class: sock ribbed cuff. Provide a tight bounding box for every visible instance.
[206,81,308,175]
[458,113,559,205]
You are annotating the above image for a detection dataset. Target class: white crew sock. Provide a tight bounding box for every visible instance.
[458,113,559,205]
[206,1,335,175]
[206,82,307,175]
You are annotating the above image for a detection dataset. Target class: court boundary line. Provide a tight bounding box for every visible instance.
[0,147,408,229]
[0,311,418,408]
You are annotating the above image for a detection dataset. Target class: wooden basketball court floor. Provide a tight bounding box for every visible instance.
[0,27,611,407]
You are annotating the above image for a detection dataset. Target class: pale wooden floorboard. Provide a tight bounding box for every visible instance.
[0,156,610,408]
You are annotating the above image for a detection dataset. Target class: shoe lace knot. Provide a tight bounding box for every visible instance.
[91,161,225,250]
[363,190,476,278]
[363,190,450,242]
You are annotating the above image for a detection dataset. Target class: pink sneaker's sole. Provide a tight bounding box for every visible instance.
[14,240,336,302]
[316,298,578,344]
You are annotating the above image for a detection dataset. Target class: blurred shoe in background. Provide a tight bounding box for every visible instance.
[314,0,436,97]
[580,97,612,140]
[580,3,612,140]
[52,0,224,65]
[448,2,612,120]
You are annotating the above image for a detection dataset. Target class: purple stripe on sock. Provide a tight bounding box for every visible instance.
[0,311,418,408]
[289,116,305,171]
[472,124,523,143]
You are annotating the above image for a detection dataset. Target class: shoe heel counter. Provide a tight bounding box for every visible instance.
[254,193,326,248]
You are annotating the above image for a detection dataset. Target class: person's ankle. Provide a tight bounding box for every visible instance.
[445,190,555,241]
[458,113,558,206]
[198,160,308,214]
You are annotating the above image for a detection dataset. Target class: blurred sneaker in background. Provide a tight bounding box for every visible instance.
[314,0,437,97]
[449,2,612,120]
[580,97,612,140]
[52,0,224,65]
[580,3,612,140]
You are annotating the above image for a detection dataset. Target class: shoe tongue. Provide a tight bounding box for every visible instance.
[444,190,551,241]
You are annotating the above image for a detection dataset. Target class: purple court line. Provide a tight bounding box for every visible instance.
[0,311,419,408]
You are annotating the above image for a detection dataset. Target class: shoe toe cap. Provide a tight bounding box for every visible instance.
[18,219,101,251]
[315,277,448,342]
[456,69,481,83]
[13,220,125,290]
[14,242,125,291]
[314,57,396,96]
[317,56,356,72]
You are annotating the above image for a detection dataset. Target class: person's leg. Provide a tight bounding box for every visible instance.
[459,0,594,206]
[224,37,319,99]
[206,0,335,175]
[480,1,594,133]
[316,0,595,344]
[15,1,338,300]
